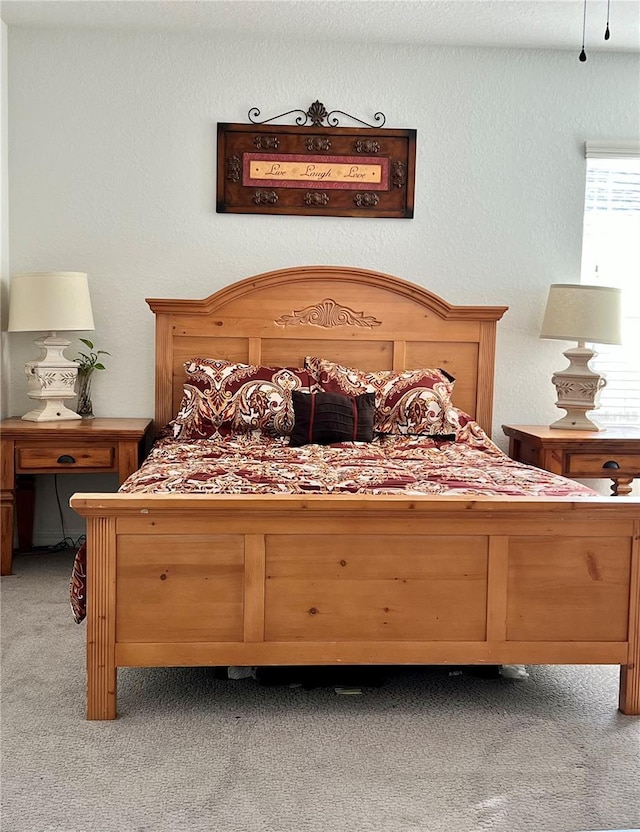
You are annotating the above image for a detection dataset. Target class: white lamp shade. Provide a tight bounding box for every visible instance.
[8,271,95,333]
[540,283,622,346]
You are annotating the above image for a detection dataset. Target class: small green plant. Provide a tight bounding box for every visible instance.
[75,338,110,373]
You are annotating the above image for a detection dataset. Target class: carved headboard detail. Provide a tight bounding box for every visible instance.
[275,299,382,329]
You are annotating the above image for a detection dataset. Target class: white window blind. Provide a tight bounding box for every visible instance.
[581,142,640,426]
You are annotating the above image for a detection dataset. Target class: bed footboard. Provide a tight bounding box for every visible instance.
[70,494,640,720]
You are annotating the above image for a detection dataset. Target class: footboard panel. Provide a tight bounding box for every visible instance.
[507,536,631,642]
[116,535,245,643]
[264,534,488,642]
[70,494,640,718]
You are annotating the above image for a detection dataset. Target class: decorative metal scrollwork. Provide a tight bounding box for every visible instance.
[392,160,407,188]
[253,190,278,205]
[354,192,380,208]
[307,100,329,126]
[226,155,241,182]
[306,136,332,152]
[355,139,380,154]
[254,135,280,150]
[248,100,386,129]
[304,192,329,206]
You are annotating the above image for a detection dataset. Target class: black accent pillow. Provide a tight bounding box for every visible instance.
[290,391,375,447]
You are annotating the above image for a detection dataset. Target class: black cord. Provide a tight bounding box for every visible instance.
[54,473,67,541]
[29,475,86,552]
[604,0,611,39]
[30,535,85,553]
[579,0,588,61]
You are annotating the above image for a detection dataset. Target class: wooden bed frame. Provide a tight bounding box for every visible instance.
[70,266,640,719]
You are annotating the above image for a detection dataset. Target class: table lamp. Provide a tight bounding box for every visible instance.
[540,283,621,430]
[8,271,95,421]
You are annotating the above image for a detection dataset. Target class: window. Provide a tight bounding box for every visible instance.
[581,142,640,426]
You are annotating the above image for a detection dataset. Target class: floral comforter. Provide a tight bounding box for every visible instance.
[70,422,594,622]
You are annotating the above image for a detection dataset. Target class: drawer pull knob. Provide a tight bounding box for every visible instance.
[602,460,620,470]
[57,454,76,464]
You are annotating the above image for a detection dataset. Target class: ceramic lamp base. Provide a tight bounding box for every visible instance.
[549,410,602,431]
[549,344,606,431]
[21,333,81,422]
[22,400,81,422]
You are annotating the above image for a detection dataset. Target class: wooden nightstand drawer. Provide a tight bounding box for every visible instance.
[566,453,640,477]
[16,444,115,471]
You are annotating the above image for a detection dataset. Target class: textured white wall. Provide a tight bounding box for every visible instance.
[6,29,640,541]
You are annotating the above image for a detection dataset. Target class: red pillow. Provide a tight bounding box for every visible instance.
[305,357,456,436]
[173,359,315,439]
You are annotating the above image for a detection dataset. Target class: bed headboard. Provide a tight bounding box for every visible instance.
[147,266,508,436]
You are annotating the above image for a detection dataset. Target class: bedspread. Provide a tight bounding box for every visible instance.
[118,431,593,498]
[70,422,594,622]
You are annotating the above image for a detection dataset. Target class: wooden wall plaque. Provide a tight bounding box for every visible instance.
[216,117,416,219]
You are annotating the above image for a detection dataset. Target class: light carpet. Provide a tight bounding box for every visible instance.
[2,550,639,832]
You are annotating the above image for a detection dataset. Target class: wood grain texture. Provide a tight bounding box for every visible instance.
[16,445,115,470]
[86,517,117,720]
[507,536,632,642]
[486,536,509,642]
[154,313,173,430]
[476,321,497,432]
[392,340,407,371]
[116,535,244,643]
[73,492,638,524]
[1,418,152,438]
[264,534,488,642]
[248,337,262,365]
[116,440,141,485]
[620,521,640,715]
[243,535,266,642]
[115,640,628,668]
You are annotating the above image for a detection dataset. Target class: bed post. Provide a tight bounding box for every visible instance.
[154,312,173,433]
[619,520,640,715]
[86,516,118,720]
[476,321,498,436]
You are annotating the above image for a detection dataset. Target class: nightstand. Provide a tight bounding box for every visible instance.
[0,417,153,575]
[502,424,640,497]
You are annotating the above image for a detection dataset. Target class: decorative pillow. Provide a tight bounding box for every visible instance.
[305,357,455,436]
[173,359,315,439]
[289,391,375,447]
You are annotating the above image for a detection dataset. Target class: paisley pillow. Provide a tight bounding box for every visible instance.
[305,357,456,436]
[173,359,315,439]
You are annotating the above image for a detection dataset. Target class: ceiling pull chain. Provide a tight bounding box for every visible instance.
[604,0,611,39]
[579,0,588,61]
